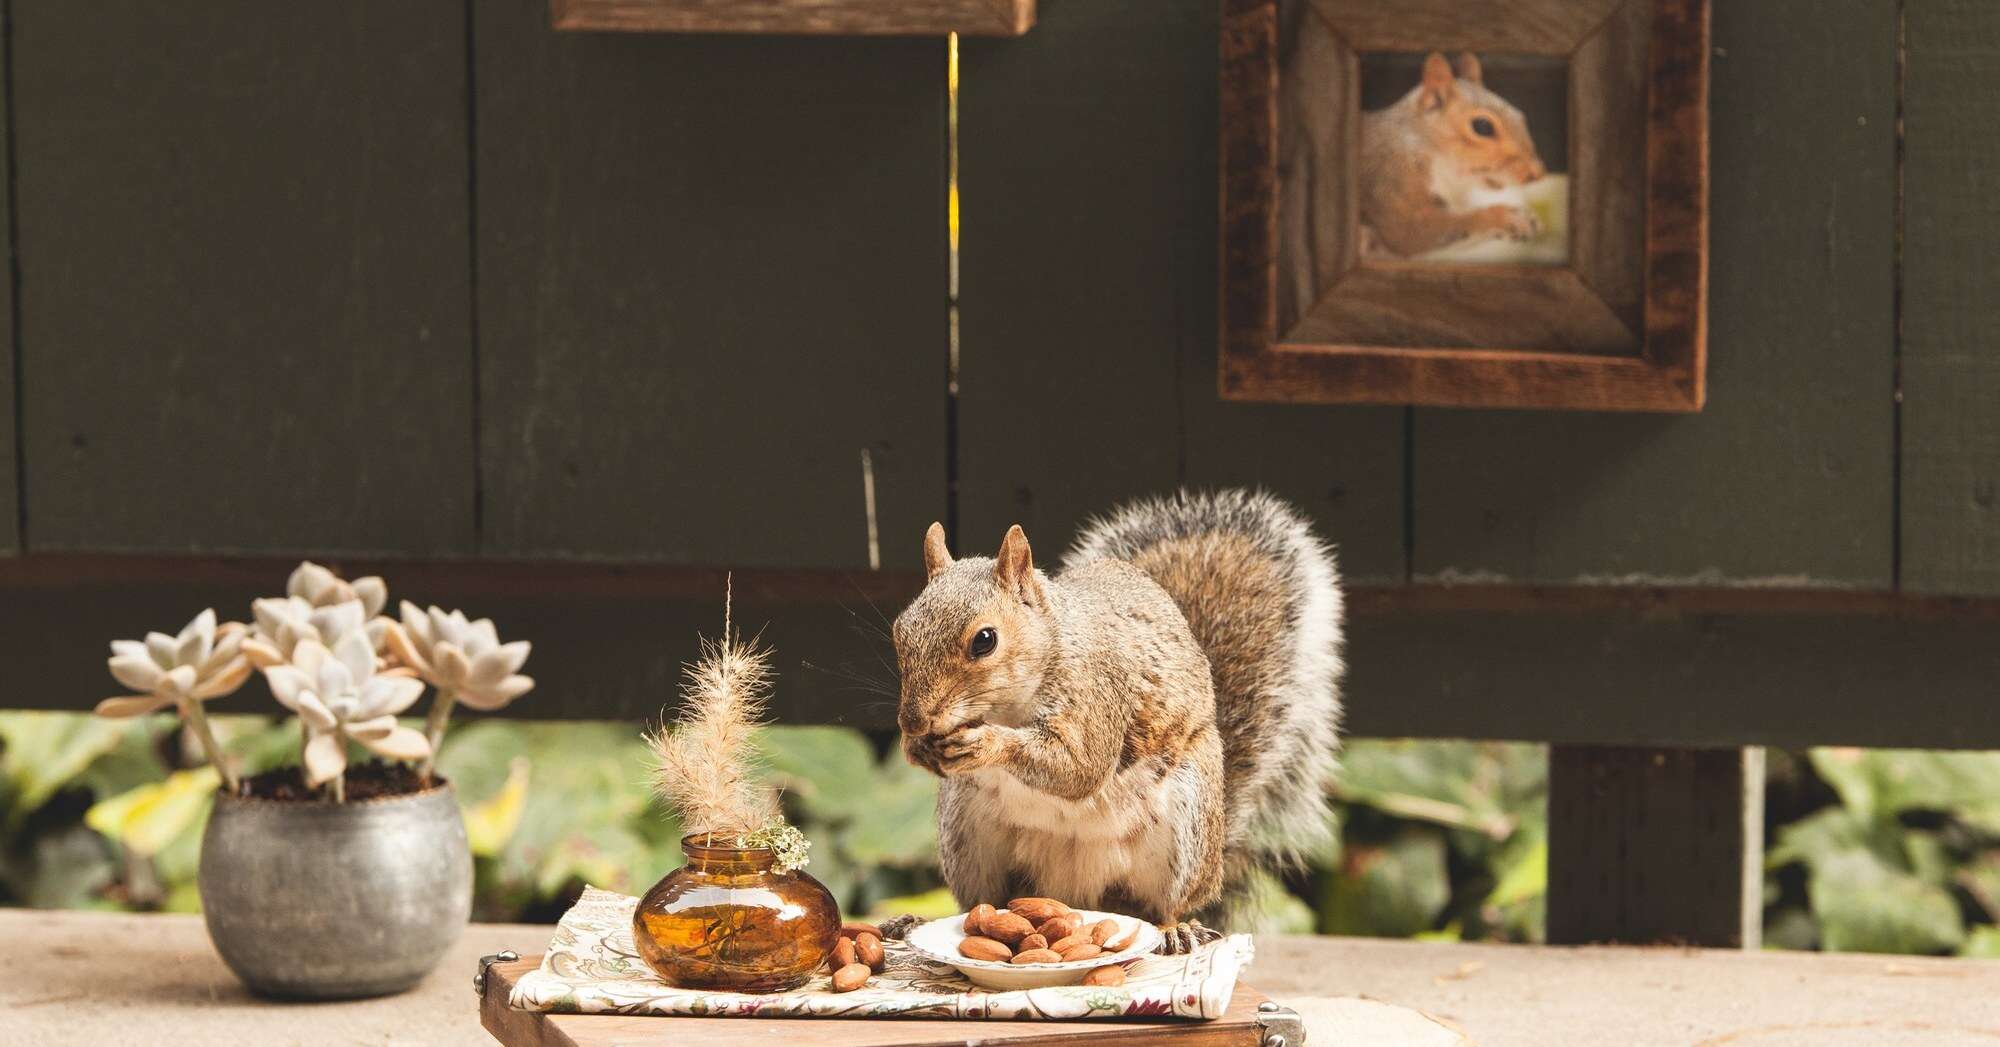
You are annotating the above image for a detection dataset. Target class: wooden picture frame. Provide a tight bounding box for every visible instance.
[1219,0,1709,411]
[551,0,1034,36]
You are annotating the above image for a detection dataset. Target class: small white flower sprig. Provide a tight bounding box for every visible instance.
[98,609,253,793]
[93,560,537,804]
[384,602,534,781]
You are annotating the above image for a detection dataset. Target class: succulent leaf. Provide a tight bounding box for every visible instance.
[94,694,173,718]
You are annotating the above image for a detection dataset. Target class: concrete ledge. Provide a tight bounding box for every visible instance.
[2,909,1996,1046]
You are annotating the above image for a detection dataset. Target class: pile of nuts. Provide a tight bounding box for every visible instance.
[958,897,1138,987]
[828,921,888,993]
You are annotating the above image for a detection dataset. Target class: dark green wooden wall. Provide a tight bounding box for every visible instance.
[0,1,1993,747]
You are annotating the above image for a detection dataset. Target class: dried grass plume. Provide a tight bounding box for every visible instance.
[647,591,781,840]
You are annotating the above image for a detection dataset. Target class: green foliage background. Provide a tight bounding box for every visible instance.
[2,711,1997,956]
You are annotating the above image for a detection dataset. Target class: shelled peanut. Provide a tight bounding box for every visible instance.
[957,897,1140,968]
[827,922,888,992]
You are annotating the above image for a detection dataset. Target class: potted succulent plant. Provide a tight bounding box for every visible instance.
[95,562,536,999]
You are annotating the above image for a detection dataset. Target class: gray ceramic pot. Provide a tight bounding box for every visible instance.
[198,783,473,1000]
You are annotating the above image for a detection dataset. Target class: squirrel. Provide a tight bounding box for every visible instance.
[1358,51,1548,259]
[891,490,1343,951]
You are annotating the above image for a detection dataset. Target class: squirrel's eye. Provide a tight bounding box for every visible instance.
[1471,116,1496,138]
[967,627,998,659]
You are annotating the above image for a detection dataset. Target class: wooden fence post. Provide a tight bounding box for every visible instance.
[1547,746,1764,948]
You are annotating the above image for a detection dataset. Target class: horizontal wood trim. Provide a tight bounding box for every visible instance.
[549,0,1033,36]
[1285,265,1639,356]
[1306,0,1624,54]
[7,555,1999,750]
[1223,343,1700,411]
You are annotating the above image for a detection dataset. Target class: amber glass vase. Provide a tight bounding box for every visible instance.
[632,834,841,993]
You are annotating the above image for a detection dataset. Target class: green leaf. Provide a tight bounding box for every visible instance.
[840,756,939,868]
[1484,837,1547,910]
[85,767,220,857]
[464,756,531,858]
[1960,926,2000,959]
[1317,828,1450,937]
[0,822,115,908]
[1809,849,1964,954]
[214,715,311,778]
[0,712,132,828]
[866,885,960,921]
[162,881,204,915]
[1334,740,1544,840]
[1768,806,1904,873]
[74,717,172,800]
[1955,854,2000,923]
[439,722,666,900]
[1237,867,1316,935]
[756,726,879,822]
[1808,748,2000,820]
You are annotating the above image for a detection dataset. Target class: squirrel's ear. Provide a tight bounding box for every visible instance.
[923,522,953,580]
[995,525,1040,603]
[1454,52,1483,85]
[1419,52,1455,111]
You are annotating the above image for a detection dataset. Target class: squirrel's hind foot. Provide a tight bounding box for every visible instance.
[1154,920,1223,955]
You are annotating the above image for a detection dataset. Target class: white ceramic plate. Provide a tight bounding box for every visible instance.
[904,909,1162,990]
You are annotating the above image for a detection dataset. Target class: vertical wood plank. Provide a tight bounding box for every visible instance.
[1548,745,1763,947]
[1411,0,1895,587]
[1903,1,2000,595]
[13,1,475,555]
[960,0,1404,579]
[474,0,945,569]
[955,2,1186,551]
[0,22,14,557]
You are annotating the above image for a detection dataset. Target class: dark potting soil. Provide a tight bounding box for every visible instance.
[237,760,447,802]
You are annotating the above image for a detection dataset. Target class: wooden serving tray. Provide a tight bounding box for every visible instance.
[478,954,1301,1046]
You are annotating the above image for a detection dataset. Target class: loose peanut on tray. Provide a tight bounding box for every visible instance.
[981,910,1036,946]
[1008,897,1069,923]
[1059,943,1104,962]
[832,937,858,969]
[855,932,885,971]
[841,921,881,939]
[1010,948,1063,965]
[1019,933,1048,953]
[964,903,996,934]
[1039,913,1082,942]
[959,936,1014,962]
[1088,919,1119,946]
[831,962,872,992]
[1083,965,1126,987]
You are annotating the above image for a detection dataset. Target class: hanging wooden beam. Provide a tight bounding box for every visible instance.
[550,0,1033,37]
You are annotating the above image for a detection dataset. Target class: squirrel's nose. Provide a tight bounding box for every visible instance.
[1525,159,1547,182]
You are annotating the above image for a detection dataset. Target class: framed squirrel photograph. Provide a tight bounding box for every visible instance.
[1219,0,1710,411]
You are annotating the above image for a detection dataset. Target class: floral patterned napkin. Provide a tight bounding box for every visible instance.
[510,886,1253,1021]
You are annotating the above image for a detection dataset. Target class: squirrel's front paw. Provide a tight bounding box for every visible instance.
[1477,204,1539,241]
[932,723,1015,775]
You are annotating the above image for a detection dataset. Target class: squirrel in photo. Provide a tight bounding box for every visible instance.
[1359,51,1548,259]
[892,490,1343,951]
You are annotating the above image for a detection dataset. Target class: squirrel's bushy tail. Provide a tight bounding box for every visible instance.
[1064,489,1344,923]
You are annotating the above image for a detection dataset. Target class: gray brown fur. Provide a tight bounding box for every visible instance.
[893,490,1343,928]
